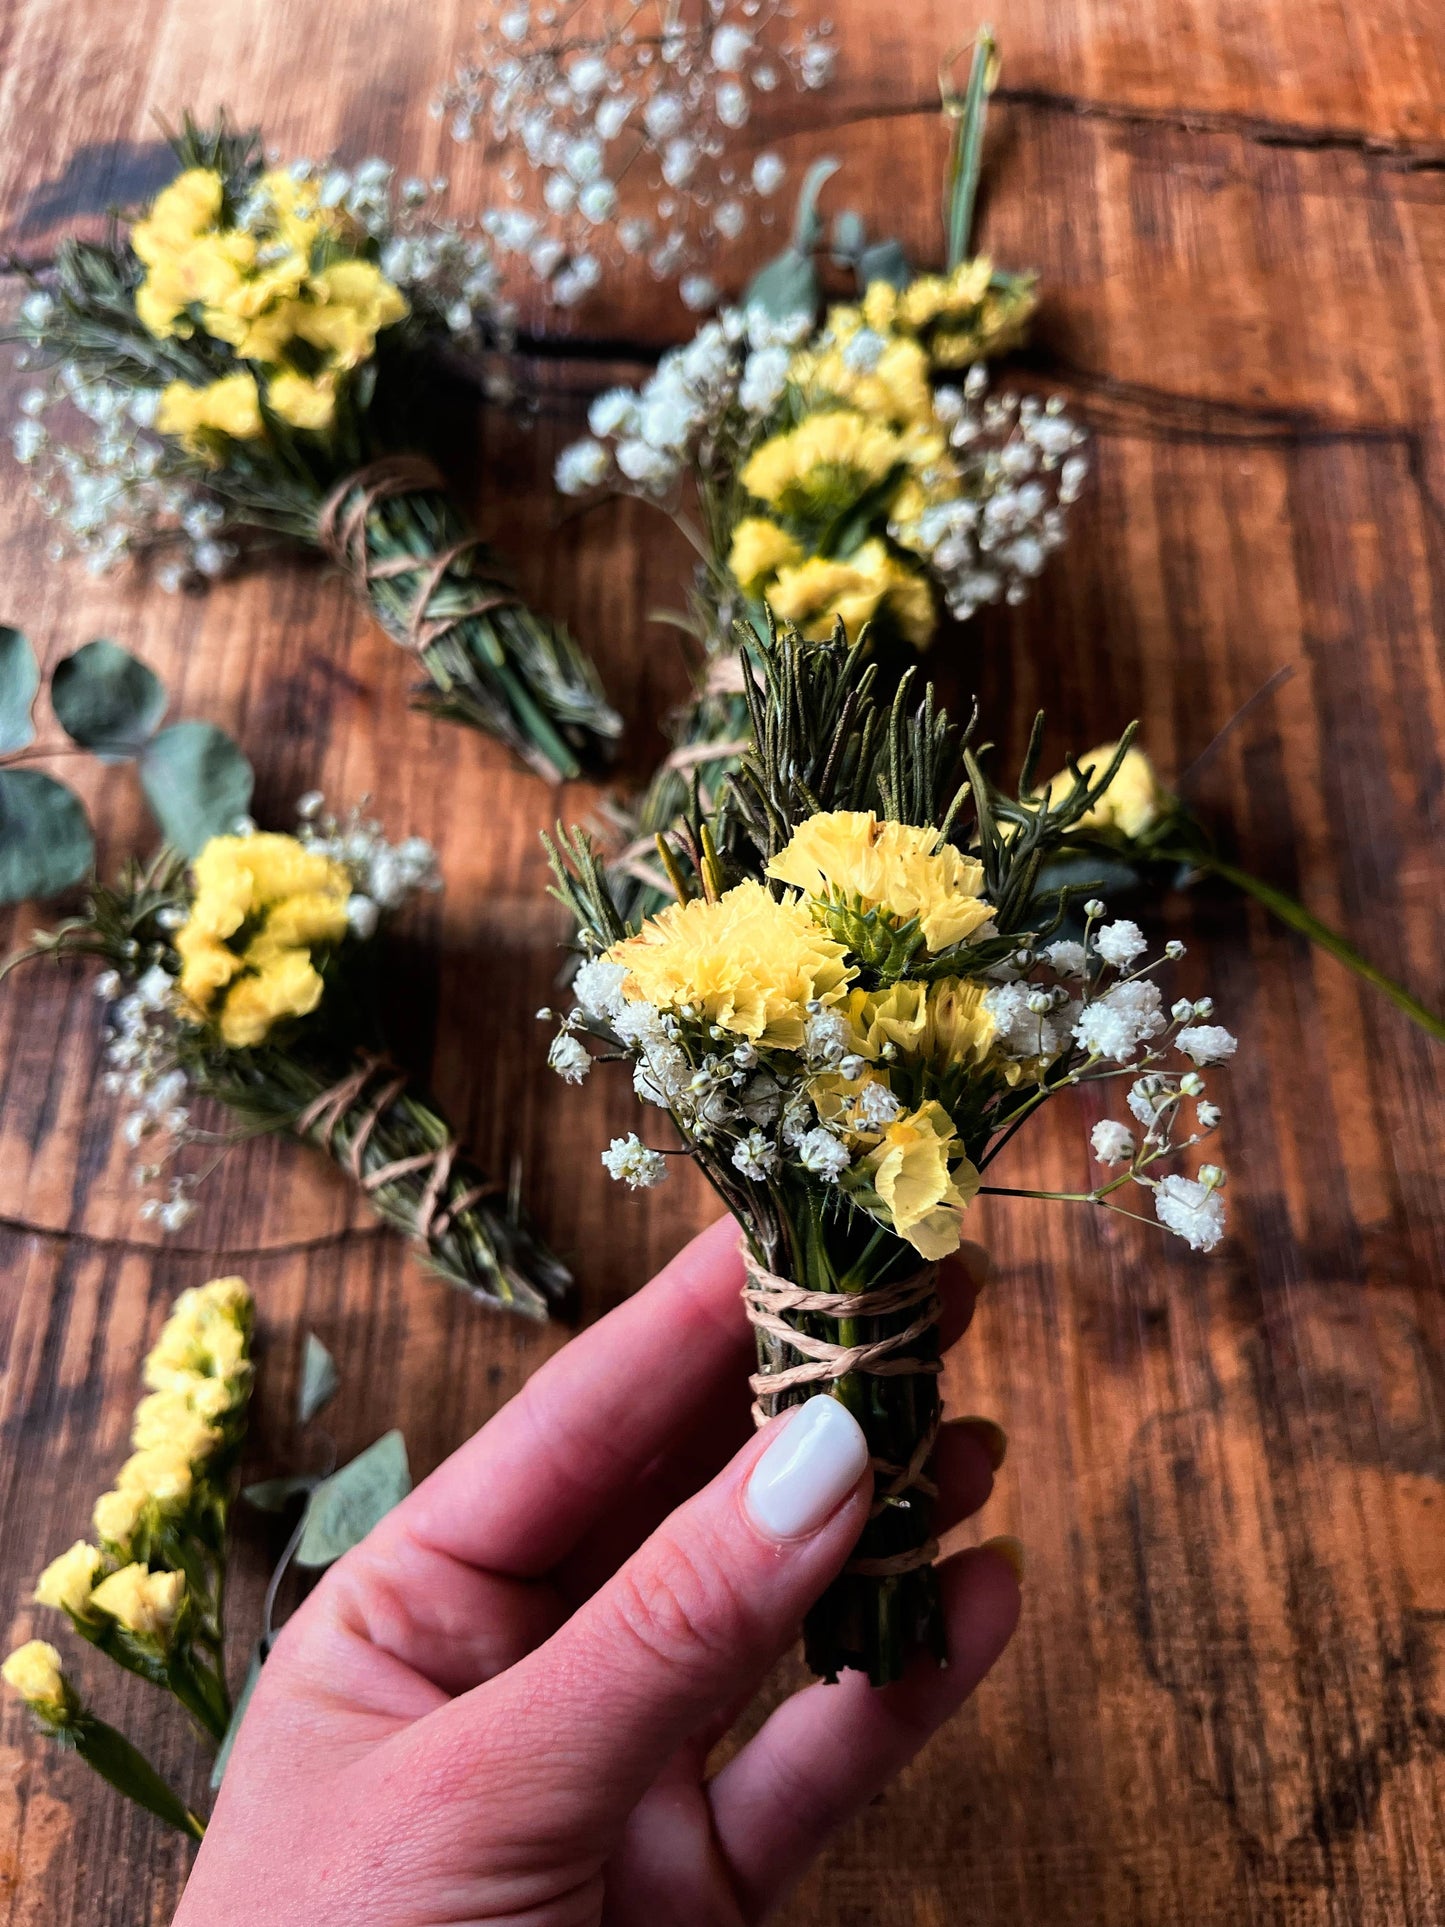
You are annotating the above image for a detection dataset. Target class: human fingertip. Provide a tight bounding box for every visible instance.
[980,1534,1024,1585]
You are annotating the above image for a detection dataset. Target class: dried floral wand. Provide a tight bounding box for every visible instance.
[554,27,1076,926]
[546,616,1238,1684]
[7,119,619,781]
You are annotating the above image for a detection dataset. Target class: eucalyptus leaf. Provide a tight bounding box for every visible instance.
[0,769,94,902]
[138,721,254,855]
[298,1332,340,1425]
[295,1430,411,1570]
[742,248,818,321]
[789,156,840,253]
[0,626,39,753]
[829,208,866,265]
[51,638,167,761]
[241,1473,320,1513]
[857,238,913,292]
[209,1642,264,1791]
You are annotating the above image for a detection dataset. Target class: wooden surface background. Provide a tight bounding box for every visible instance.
[2,1,1444,1921]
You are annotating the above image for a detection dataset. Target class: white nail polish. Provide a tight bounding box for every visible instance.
[746,1397,870,1541]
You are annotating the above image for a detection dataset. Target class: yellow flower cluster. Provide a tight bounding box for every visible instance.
[1,1640,74,1725]
[610,879,853,1049]
[1044,741,1171,842]
[136,165,408,449]
[768,810,994,953]
[858,1100,981,1260]
[33,1280,252,1641]
[175,833,351,1048]
[858,258,1037,367]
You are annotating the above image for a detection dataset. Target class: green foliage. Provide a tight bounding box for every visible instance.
[297,1332,341,1425]
[52,638,167,759]
[0,627,39,752]
[742,157,839,319]
[138,722,254,855]
[295,1431,412,1569]
[0,769,95,900]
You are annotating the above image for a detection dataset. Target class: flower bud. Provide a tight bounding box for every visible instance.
[34,1541,105,1622]
[93,1486,149,1558]
[3,1641,75,1725]
[89,1564,187,1649]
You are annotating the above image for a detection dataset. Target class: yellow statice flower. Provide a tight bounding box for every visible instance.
[89,1565,187,1647]
[769,809,993,953]
[1044,741,1171,842]
[116,1444,195,1511]
[740,409,905,515]
[792,318,935,431]
[131,1392,222,1462]
[174,833,350,1048]
[864,259,1038,369]
[766,540,935,648]
[839,976,997,1074]
[34,1541,105,1620]
[727,516,803,593]
[2,1640,73,1722]
[609,879,852,1049]
[93,1485,149,1557]
[857,1100,980,1258]
[156,371,264,449]
[266,367,339,431]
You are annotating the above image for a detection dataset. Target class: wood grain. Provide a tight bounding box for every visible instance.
[1,3,1444,1922]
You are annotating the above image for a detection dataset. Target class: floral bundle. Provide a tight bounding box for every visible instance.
[3,1277,254,1840]
[546,621,1236,1683]
[10,121,619,780]
[555,32,1084,923]
[5,800,571,1317]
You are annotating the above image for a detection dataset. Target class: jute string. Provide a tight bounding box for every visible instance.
[741,1248,942,1577]
[316,456,520,655]
[293,1052,502,1245]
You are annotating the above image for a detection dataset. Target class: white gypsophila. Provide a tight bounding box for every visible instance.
[1176,1024,1238,1067]
[612,997,667,1049]
[548,1032,592,1084]
[799,1126,851,1181]
[983,981,1074,1060]
[1196,1100,1222,1129]
[890,372,1087,620]
[440,0,835,305]
[1090,1119,1136,1166]
[296,805,440,910]
[588,387,639,437]
[601,1133,669,1189]
[633,1038,690,1108]
[732,1129,778,1179]
[345,894,380,941]
[737,344,791,415]
[1153,1174,1227,1252]
[803,1006,849,1068]
[1072,979,1166,1062]
[853,1079,902,1130]
[572,955,629,1025]
[1043,939,1087,978]
[555,438,611,495]
[1093,919,1147,968]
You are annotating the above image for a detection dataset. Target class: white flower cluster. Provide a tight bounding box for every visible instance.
[97,963,201,1229]
[293,793,441,931]
[11,347,235,587]
[555,304,811,498]
[892,366,1089,620]
[436,0,835,306]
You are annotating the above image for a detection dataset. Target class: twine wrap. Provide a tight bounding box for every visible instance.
[316,457,520,656]
[293,1051,502,1248]
[742,1248,942,1577]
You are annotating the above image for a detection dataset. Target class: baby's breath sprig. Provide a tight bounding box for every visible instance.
[3,797,571,1317]
[7,118,619,781]
[554,27,1085,925]
[546,619,1239,1686]
[437,0,837,310]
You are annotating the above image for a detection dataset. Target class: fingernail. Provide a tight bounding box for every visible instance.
[746,1397,871,1542]
[960,1416,1008,1470]
[982,1535,1025,1584]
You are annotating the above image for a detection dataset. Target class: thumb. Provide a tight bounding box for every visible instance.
[460,1397,871,1838]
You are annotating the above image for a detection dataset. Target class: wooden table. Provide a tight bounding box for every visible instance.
[1,3,1443,1920]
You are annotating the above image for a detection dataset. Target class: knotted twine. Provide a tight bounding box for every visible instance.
[293,1051,502,1248]
[316,456,520,655]
[741,1248,943,1577]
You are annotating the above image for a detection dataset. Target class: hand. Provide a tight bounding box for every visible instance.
[175,1216,1019,1926]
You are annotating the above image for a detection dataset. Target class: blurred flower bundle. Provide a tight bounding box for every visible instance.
[547,621,1236,1684]
[555,32,1084,922]
[437,0,837,310]
[4,799,571,1317]
[3,1278,254,1839]
[9,120,619,780]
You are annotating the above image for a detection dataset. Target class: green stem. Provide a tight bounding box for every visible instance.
[942,27,997,270]
[1164,846,1445,1043]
